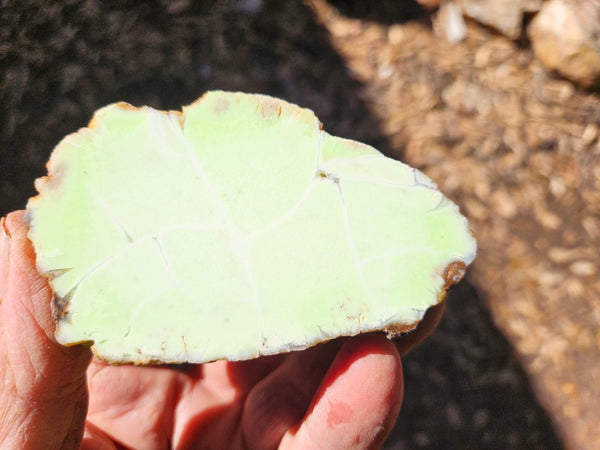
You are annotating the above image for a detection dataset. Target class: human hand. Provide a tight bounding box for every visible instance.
[0,211,443,449]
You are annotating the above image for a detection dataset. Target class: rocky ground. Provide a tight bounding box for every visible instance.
[2,1,599,448]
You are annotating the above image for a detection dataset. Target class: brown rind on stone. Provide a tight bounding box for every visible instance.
[91,323,421,365]
[258,96,283,118]
[92,350,171,366]
[51,293,69,322]
[383,320,421,338]
[379,260,469,339]
[438,260,468,302]
[51,286,75,323]
[60,339,94,348]
[382,261,469,340]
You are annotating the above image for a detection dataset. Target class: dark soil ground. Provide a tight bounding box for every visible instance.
[4,0,598,448]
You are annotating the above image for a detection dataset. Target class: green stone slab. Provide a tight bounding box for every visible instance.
[26,91,476,364]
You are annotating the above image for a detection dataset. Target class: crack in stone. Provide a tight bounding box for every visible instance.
[316,128,325,170]
[43,267,72,280]
[177,120,263,332]
[383,256,392,307]
[246,182,316,242]
[57,221,224,305]
[64,239,150,299]
[52,284,77,322]
[336,179,374,308]
[316,169,341,185]
[90,187,134,243]
[411,167,437,190]
[128,284,174,339]
[152,236,197,301]
[249,126,324,243]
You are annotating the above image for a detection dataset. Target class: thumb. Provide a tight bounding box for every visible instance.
[0,211,92,450]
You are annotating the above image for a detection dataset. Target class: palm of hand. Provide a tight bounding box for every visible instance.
[85,333,401,449]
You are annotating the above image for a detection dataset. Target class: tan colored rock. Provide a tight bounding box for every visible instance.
[457,0,543,39]
[528,0,600,87]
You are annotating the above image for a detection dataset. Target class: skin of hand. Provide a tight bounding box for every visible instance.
[0,211,444,449]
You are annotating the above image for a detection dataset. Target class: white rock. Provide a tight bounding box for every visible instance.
[457,0,543,39]
[436,2,468,44]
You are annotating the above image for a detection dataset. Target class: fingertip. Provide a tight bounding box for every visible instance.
[4,210,43,296]
[331,334,402,378]
[241,341,342,449]
[0,211,29,301]
[3,210,36,268]
[282,335,403,449]
[3,210,27,236]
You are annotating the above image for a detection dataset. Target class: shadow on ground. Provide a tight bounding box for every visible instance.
[388,279,562,449]
[0,0,562,447]
[328,0,430,25]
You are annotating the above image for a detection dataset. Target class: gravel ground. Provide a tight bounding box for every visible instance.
[3,0,591,447]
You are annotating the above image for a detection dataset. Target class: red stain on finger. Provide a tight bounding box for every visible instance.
[327,400,354,428]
